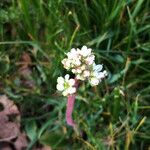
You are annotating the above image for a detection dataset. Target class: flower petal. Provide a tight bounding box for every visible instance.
[62,90,68,96]
[68,87,76,94]
[90,77,99,86]
[65,74,70,80]
[83,70,90,77]
[56,84,64,91]
[68,79,75,86]
[57,77,64,84]
[80,46,88,57]
[93,64,103,72]
[86,55,95,65]
[76,74,85,81]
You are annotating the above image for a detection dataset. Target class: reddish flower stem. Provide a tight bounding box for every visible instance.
[66,78,78,127]
[66,94,76,127]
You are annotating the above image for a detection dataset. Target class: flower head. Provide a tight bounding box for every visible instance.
[61,45,95,81]
[56,74,76,96]
[89,63,107,86]
[61,46,107,87]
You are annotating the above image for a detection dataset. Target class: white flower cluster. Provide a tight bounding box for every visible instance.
[61,45,107,86]
[56,46,107,96]
[56,74,76,96]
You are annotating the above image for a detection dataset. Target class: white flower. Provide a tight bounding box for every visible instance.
[83,70,90,77]
[61,46,107,86]
[93,71,106,79]
[85,55,95,65]
[80,45,92,57]
[90,77,99,86]
[72,69,76,73]
[93,63,103,72]
[77,68,82,73]
[62,46,94,71]
[61,59,71,70]
[66,48,77,59]
[74,59,81,66]
[92,63,107,80]
[76,74,85,81]
[88,63,107,86]
[81,65,86,70]
[56,74,76,96]
[61,58,67,65]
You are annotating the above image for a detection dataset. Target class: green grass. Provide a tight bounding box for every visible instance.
[0,0,150,149]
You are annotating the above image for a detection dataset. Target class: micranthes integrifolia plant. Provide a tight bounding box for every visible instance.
[56,46,107,128]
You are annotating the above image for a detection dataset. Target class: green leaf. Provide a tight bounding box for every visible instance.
[39,132,68,148]
[132,0,144,18]
[113,55,124,63]
[0,56,9,74]
[108,71,123,84]
[25,120,37,141]
[38,118,57,138]
[112,87,122,121]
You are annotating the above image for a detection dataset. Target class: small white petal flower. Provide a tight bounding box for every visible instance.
[72,69,76,73]
[81,65,86,70]
[61,58,67,65]
[76,74,85,81]
[80,45,92,57]
[77,48,81,54]
[66,60,71,68]
[85,55,95,65]
[77,68,82,73]
[61,46,107,86]
[96,72,105,79]
[70,48,77,54]
[67,48,77,59]
[75,59,81,66]
[56,75,76,96]
[83,70,90,77]
[88,63,107,86]
[62,59,72,69]
[90,77,99,86]
[92,63,107,80]
[93,71,99,78]
[93,63,103,72]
